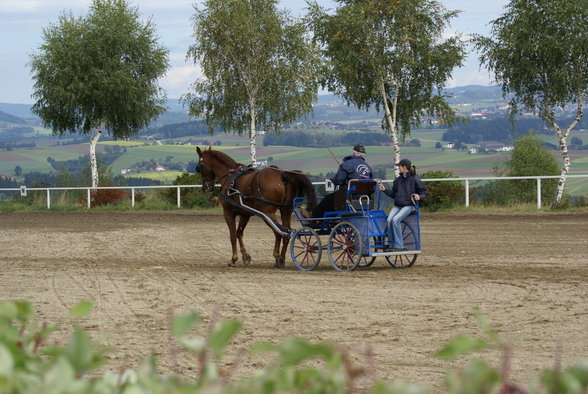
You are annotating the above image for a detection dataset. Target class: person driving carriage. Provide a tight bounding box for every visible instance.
[377,159,427,252]
[302,144,374,218]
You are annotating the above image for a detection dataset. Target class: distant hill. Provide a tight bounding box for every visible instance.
[0,110,26,124]
[0,85,505,126]
[445,85,505,104]
[0,103,35,119]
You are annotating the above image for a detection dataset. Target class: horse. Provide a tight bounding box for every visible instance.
[196,146,317,267]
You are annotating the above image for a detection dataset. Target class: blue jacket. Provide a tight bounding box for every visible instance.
[383,173,428,206]
[332,156,374,190]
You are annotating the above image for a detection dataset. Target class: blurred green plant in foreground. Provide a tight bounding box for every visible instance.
[0,301,586,393]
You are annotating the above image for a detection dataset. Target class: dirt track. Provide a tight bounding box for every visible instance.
[1,210,587,390]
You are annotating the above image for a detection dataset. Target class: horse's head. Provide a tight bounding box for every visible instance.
[196,146,216,192]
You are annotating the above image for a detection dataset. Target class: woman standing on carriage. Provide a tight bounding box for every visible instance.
[377,159,427,252]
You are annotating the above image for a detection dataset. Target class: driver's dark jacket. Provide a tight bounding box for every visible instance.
[332,156,373,190]
[382,173,428,206]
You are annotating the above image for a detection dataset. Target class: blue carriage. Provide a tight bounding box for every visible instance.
[291,179,421,271]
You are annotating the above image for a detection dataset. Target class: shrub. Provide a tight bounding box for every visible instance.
[91,187,130,207]
[479,134,560,206]
[165,172,216,209]
[420,170,464,211]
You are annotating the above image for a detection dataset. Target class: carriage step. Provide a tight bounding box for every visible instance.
[371,251,421,256]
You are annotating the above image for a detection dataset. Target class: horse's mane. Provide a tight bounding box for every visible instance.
[209,149,238,168]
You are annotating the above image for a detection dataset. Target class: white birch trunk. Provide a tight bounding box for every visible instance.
[554,128,570,206]
[89,122,104,189]
[552,98,583,206]
[380,78,401,177]
[249,99,257,166]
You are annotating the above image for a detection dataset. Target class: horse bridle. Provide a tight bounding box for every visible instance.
[197,158,238,192]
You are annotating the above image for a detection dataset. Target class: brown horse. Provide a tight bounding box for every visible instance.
[196,146,316,267]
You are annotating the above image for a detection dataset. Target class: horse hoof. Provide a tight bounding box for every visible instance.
[242,254,251,266]
[227,262,236,267]
[274,257,285,268]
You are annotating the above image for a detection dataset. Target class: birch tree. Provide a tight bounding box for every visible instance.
[308,0,465,175]
[185,0,320,165]
[30,0,169,190]
[475,0,588,206]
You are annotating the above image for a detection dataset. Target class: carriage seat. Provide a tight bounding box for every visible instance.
[346,179,377,212]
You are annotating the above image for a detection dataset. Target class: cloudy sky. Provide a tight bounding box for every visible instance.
[0,0,508,104]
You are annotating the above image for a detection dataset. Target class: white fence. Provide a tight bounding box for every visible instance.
[1,174,587,210]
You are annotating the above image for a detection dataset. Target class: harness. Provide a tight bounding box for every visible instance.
[222,165,290,208]
[214,164,291,236]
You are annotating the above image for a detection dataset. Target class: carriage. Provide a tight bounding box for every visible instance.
[290,179,422,271]
[196,147,421,269]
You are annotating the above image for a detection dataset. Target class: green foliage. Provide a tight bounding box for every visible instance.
[481,134,560,206]
[1,301,588,393]
[30,0,169,138]
[443,117,552,144]
[474,0,588,205]
[29,0,169,188]
[435,310,588,394]
[474,0,588,123]
[165,172,216,209]
[420,170,464,211]
[185,0,320,137]
[307,0,465,137]
[69,301,93,318]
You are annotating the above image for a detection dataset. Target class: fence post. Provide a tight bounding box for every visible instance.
[87,189,91,209]
[177,186,181,208]
[46,190,51,209]
[537,178,542,209]
[465,179,470,207]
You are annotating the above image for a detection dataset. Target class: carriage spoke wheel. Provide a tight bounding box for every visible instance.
[290,227,322,271]
[328,222,363,271]
[357,236,385,268]
[385,222,418,269]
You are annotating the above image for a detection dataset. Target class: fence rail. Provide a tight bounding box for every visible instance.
[1,174,587,210]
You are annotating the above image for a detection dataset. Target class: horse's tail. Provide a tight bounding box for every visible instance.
[281,171,317,211]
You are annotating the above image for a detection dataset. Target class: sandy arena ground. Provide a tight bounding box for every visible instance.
[1,209,587,390]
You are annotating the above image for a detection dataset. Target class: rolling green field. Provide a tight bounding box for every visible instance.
[2,129,587,196]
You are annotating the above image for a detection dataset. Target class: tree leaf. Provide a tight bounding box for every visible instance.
[172,312,201,338]
[179,337,206,354]
[70,301,93,318]
[0,302,18,320]
[567,360,588,387]
[0,344,14,377]
[434,334,488,360]
[14,300,34,322]
[275,337,338,367]
[209,320,241,358]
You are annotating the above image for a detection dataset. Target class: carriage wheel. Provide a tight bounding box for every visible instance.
[358,256,376,268]
[290,227,322,271]
[327,222,363,271]
[357,237,385,268]
[386,222,418,269]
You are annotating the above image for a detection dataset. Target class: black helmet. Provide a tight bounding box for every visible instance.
[352,144,366,154]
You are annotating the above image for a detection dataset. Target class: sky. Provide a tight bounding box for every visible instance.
[0,0,508,105]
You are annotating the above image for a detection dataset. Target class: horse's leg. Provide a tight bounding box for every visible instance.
[261,210,284,268]
[236,215,251,265]
[277,208,293,268]
[224,210,239,267]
